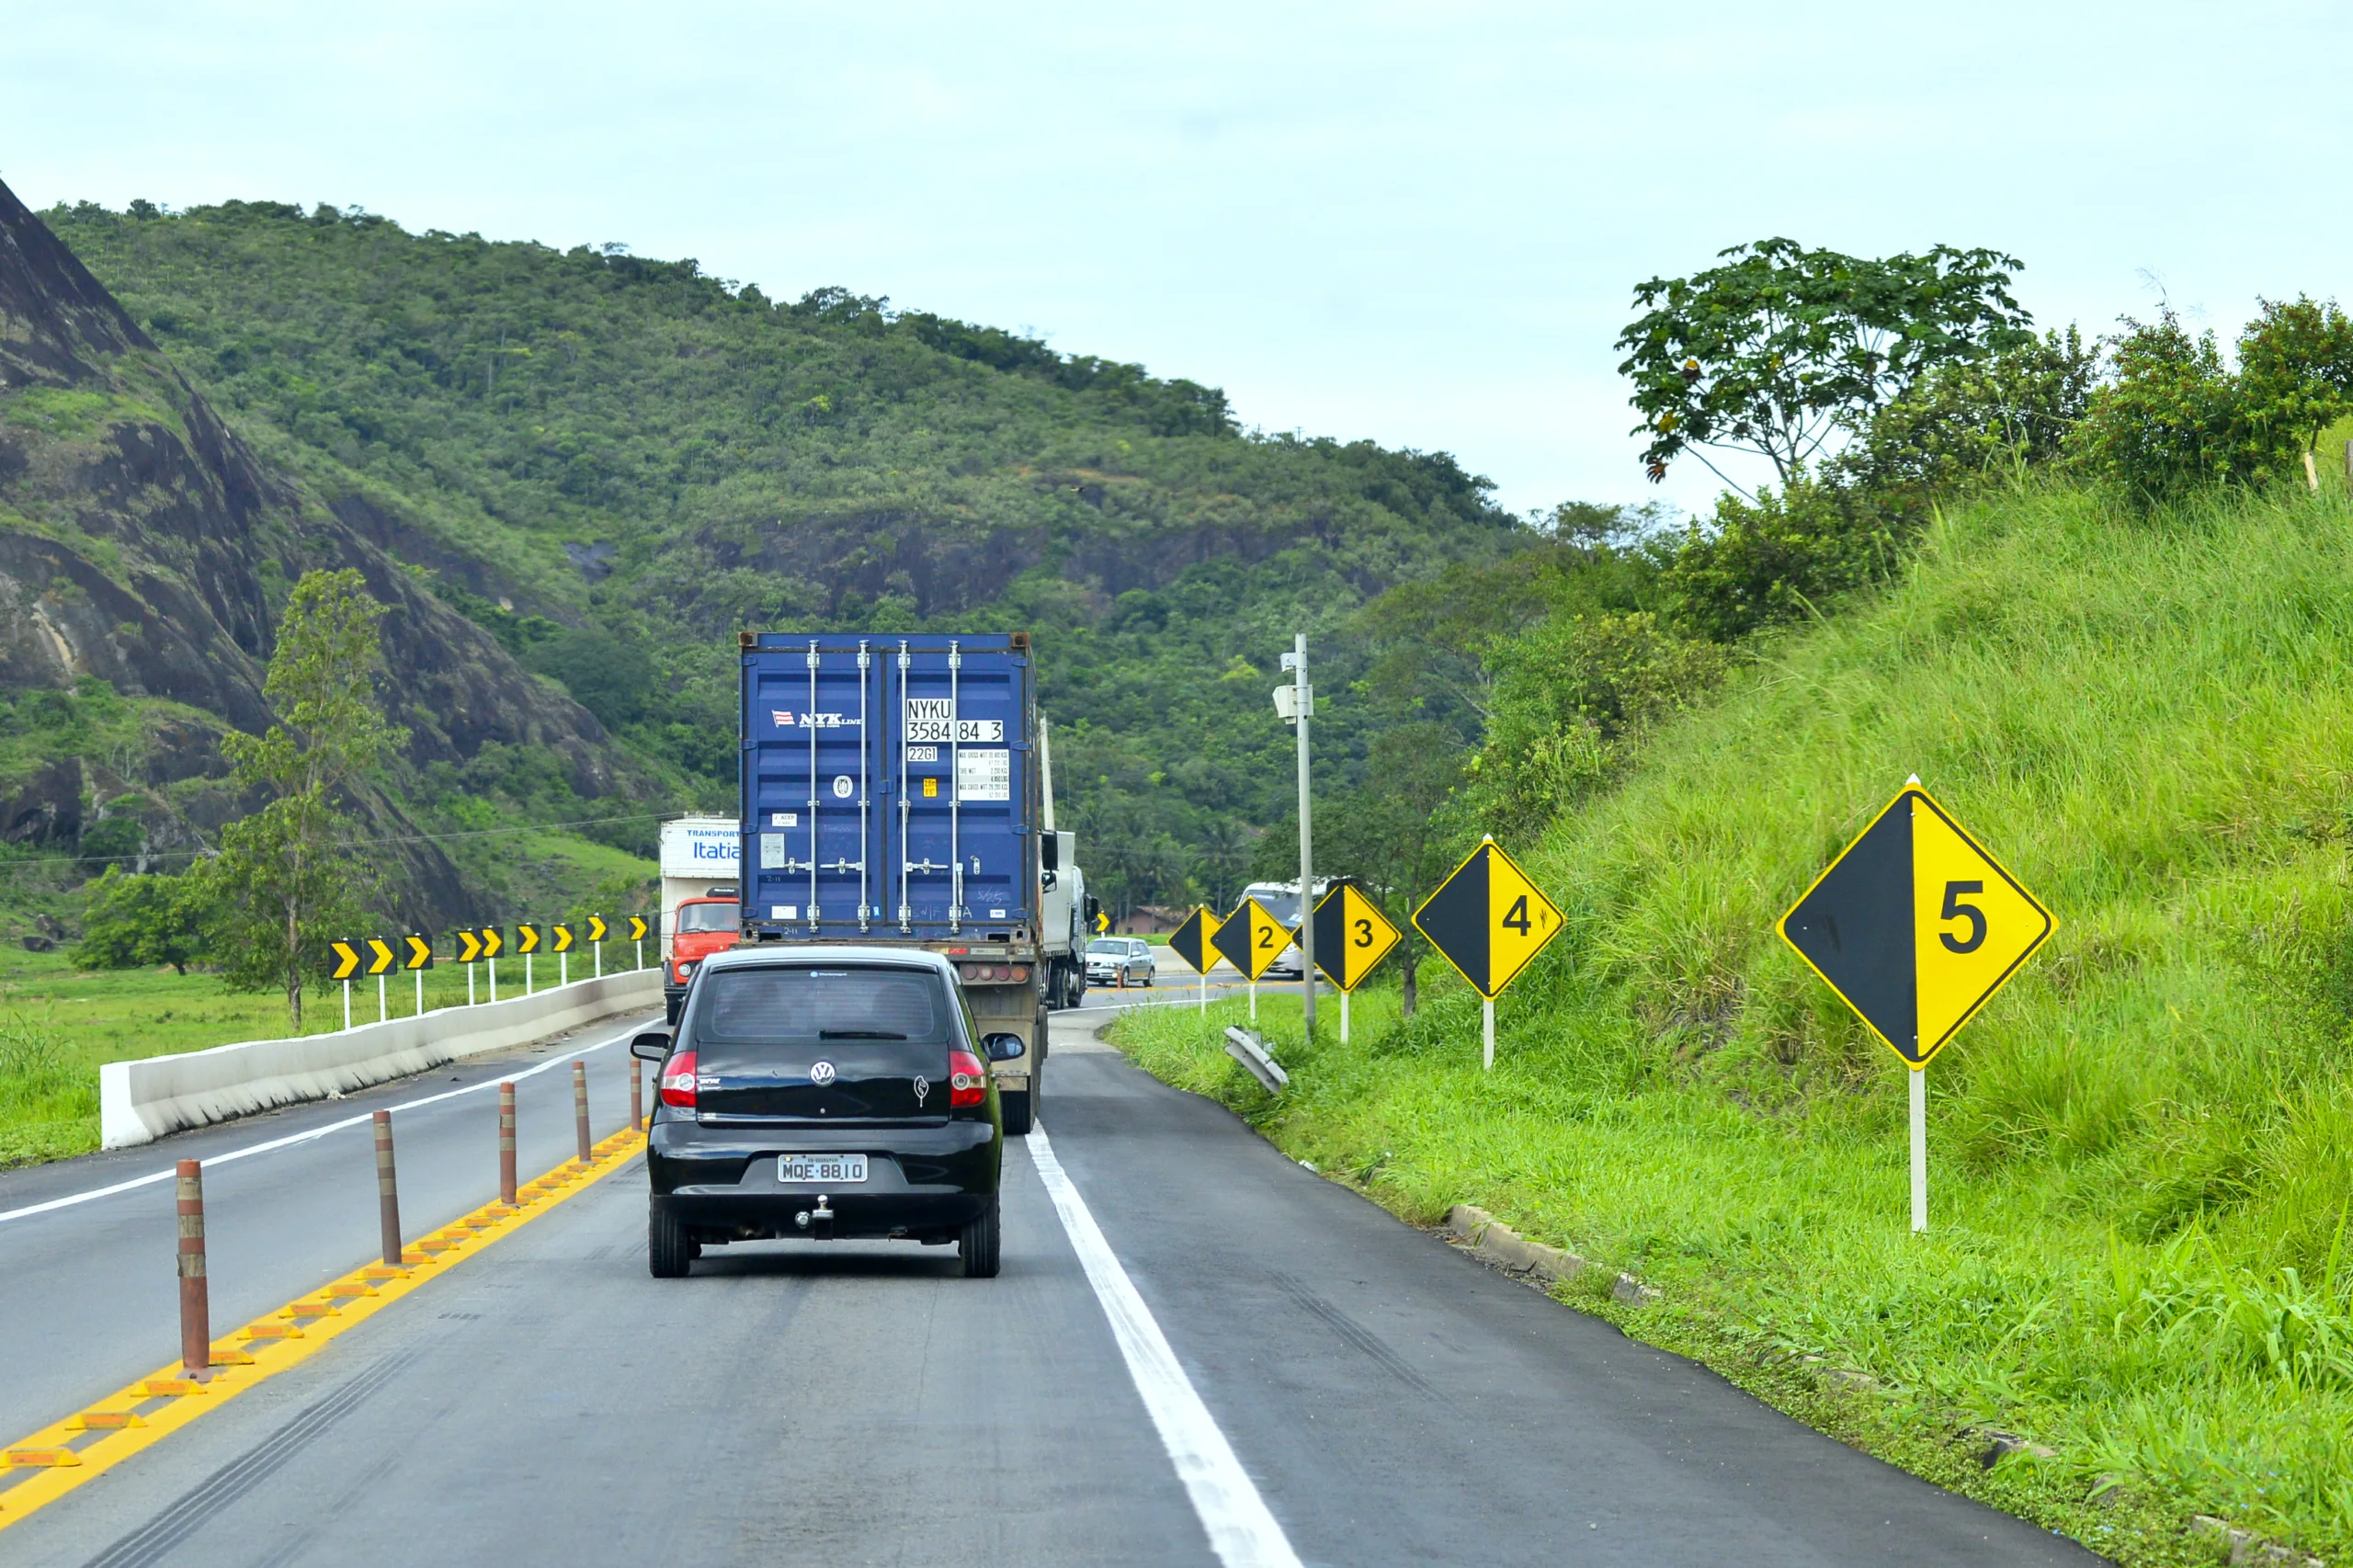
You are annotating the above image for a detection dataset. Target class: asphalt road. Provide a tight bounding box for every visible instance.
[0,1005,2101,1566]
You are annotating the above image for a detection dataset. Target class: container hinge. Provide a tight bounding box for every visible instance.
[824,858,864,874]
[778,858,814,874]
[906,858,950,875]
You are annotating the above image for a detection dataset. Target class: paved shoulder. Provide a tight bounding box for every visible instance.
[1048,1011,2098,1567]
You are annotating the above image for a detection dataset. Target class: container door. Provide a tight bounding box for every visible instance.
[743,640,884,936]
[884,639,1030,937]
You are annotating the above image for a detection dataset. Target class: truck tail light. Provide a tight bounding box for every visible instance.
[660,1050,699,1109]
[949,1049,987,1108]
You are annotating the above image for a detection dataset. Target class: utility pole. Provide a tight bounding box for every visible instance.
[1281,634,1315,1036]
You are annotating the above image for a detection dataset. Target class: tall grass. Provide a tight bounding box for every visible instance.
[1112,480,2353,1562]
[0,1017,99,1167]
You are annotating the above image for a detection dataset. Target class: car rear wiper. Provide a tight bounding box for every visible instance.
[817,1029,909,1040]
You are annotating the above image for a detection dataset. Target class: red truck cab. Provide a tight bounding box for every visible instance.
[665,896,741,1023]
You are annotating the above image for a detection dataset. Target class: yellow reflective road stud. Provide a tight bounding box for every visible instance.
[1779,784,2053,1067]
[365,937,396,977]
[1412,839,1563,999]
[329,939,362,981]
[552,924,575,954]
[1167,907,1221,976]
[1311,883,1400,992]
[402,934,434,971]
[1211,897,1296,982]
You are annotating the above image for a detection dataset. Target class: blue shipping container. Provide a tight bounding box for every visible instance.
[738,633,1037,942]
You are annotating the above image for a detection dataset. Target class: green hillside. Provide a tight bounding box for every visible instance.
[40,199,1522,906]
[1116,479,2353,1564]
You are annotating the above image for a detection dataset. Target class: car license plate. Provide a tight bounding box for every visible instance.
[779,1153,868,1184]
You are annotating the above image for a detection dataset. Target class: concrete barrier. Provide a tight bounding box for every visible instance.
[98,970,663,1149]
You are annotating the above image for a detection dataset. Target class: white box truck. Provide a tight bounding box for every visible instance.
[659,815,741,959]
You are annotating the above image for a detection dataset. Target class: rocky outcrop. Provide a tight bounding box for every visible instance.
[0,177,633,918]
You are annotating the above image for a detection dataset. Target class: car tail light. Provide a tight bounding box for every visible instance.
[660,1050,699,1109]
[949,1049,987,1108]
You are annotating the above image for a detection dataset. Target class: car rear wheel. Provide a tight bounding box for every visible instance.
[648,1198,697,1278]
[960,1196,1001,1278]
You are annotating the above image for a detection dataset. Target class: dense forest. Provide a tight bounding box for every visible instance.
[32,198,1533,918]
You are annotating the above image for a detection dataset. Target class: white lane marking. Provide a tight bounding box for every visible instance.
[1027,1125,1304,1568]
[0,1016,654,1227]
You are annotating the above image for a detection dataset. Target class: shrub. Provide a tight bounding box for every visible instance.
[1662,478,1899,642]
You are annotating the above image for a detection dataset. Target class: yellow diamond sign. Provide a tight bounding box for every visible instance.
[1779,784,2053,1068]
[1211,897,1297,982]
[1167,906,1221,976]
[1412,839,1563,1000]
[1311,882,1400,993]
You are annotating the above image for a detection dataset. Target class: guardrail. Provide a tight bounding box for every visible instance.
[98,969,661,1148]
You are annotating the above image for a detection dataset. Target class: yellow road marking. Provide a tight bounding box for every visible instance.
[0,1127,645,1530]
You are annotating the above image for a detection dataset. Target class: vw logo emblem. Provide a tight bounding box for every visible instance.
[810,1061,837,1085]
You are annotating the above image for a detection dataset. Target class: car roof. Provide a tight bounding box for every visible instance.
[695,944,959,978]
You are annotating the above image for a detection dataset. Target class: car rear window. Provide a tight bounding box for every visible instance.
[676,902,737,934]
[693,966,950,1045]
[1087,939,1123,954]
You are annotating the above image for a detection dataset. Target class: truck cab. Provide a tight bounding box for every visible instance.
[665,892,742,1024]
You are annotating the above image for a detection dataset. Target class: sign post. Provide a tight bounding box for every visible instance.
[587,915,609,979]
[1412,837,1563,1070]
[1778,779,2054,1233]
[1167,907,1222,1017]
[627,915,648,971]
[403,934,434,1017]
[1211,897,1295,1024]
[329,939,361,1030]
[1276,636,1316,1036]
[517,924,541,994]
[365,937,396,1022]
[1311,882,1401,1045]
[481,926,504,1003]
[553,923,575,987]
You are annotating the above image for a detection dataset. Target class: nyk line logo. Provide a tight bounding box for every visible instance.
[772,711,858,729]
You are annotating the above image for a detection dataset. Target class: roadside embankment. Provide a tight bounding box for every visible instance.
[1108,480,2353,1568]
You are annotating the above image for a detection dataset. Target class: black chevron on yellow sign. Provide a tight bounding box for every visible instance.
[328,939,361,981]
[480,926,504,959]
[403,934,434,971]
[364,937,396,977]
[551,924,574,953]
[516,924,540,955]
[586,915,608,943]
[455,928,483,963]
[626,915,648,942]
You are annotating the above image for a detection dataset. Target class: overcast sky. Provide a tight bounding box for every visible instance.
[6,2,2348,518]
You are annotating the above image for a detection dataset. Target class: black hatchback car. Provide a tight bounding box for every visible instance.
[630,946,1017,1278]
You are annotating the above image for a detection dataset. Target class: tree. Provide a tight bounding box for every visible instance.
[2068,311,2238,502]
[1617,239,2035,492]
[1313,723,1469,1019]
[193,569,405,1028]
[76,868,212,974]
[2234,296,2353,473]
